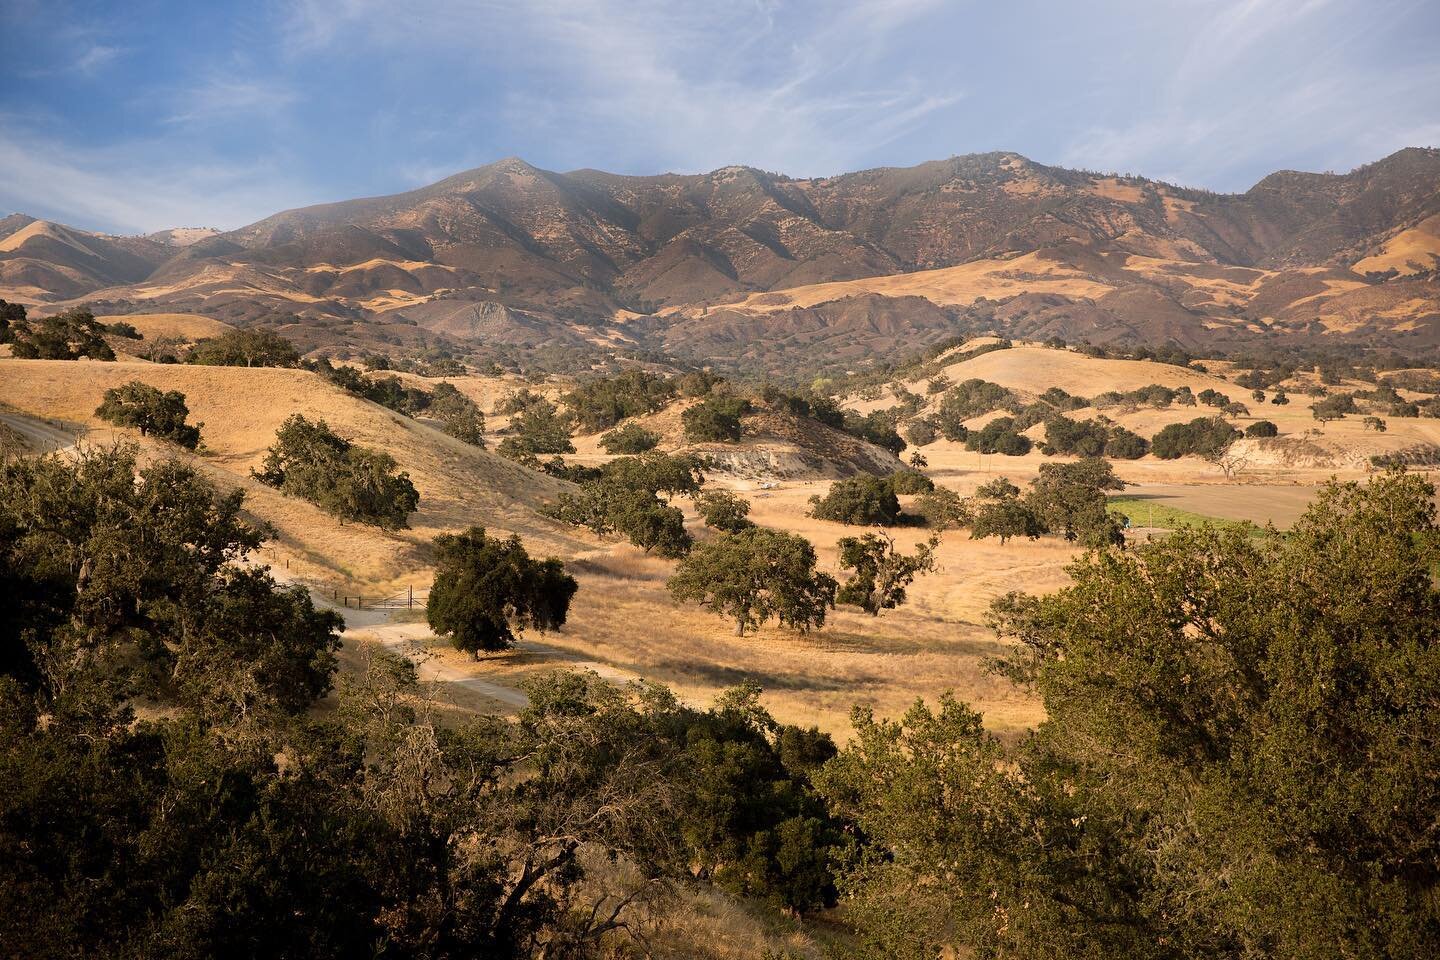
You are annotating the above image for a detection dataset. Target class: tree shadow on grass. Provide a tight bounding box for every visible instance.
[642,657,886,693]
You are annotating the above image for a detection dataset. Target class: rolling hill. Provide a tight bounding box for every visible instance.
[0,359,588,587]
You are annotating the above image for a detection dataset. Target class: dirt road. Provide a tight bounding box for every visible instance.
[0,411,79,454]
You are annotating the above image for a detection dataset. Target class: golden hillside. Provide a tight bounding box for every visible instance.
[0,359,589,588]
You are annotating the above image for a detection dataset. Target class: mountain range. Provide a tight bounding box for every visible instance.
[4,148,1440,374]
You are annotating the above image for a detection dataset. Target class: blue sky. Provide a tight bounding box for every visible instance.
[2,0,1437,234]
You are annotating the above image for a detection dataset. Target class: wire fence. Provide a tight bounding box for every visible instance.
[323,585,429,611]
[251,546,428,611]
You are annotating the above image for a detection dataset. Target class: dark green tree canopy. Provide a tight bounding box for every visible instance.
[544,452,704,557]
[968,476,1042,545]
[681,394,752,443]
[965,416,1032,455]
[1150,416,1242,459]
[427,526,578,656]
[0,298,24,343]
[668,527,836,635]
[1025,457,1126,547]
[8,307,114,361]
[563,370,676,432]
[842,409,907,456]
[95,380,202,449]
[186,328,302,367]
[836,532,938,616]
[823,468,1440,959]
[598,421,661,454]
[0,445,340,719]
[809,473,904,525]
[253,414,419,529]
[1246,419,1279,437]
[426,381,485,446]
[696,489,754,533]
[497,397,575,462]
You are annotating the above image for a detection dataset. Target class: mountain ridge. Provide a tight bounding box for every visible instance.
[4,147,1439,371]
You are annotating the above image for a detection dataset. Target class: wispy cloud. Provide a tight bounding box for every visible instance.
[2,0,1436,231]
[0,122,312,233]
[75,42,123,74]
[1059,0,1440,189]
[164,75,299,126]
[279,0,961,175]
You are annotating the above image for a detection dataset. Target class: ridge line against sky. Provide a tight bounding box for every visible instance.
[1,0,1438,235]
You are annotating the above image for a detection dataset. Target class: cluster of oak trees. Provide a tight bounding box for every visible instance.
[4,447,1435,958]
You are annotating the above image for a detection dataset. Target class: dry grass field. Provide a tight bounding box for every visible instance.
[97,312,235,341]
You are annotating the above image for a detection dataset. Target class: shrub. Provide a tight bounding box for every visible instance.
[599,422,661,454]
[1151,417,1242,459]
[1246,420,1279,438]
[496,387,549,415]
[538,457,602,483]
[95,381,202,449]
[682,395,752,442]
[563,370,676,432]
[1038,386,1089,410]
[668,528,836,635]
[427,526,577,656]
[696,490,754,533]
[808,474,903,525]
[965,417,1032,456]
[104,320,141,339]
[8,307,115,360]
[253,414,419,529]
[186,329,301,367]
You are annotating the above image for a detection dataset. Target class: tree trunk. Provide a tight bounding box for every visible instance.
[734,619,744,636]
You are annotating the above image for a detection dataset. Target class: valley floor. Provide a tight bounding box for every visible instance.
[0,352,1388,741]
